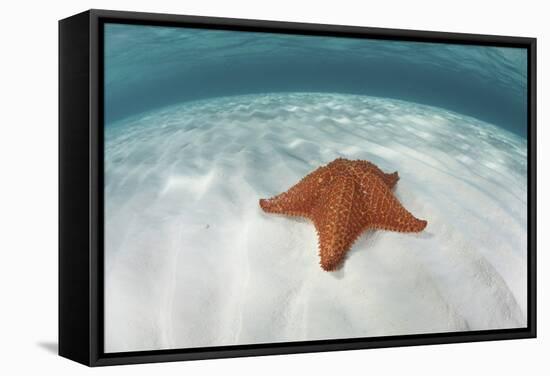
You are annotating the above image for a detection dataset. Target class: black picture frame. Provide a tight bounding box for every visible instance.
[59,8,537,367]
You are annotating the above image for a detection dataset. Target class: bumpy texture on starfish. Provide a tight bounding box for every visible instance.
[259,158,427,271]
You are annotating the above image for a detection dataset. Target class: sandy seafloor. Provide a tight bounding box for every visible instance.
[104,92,527,353]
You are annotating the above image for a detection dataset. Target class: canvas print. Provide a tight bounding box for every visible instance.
[103,23,528,353]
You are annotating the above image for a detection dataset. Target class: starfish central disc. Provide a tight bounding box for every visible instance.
[259,158,427,271]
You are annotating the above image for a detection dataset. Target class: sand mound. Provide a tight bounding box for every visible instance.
[104,93,527,352]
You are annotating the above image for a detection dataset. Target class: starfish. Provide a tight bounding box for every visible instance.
[259,158,427,271]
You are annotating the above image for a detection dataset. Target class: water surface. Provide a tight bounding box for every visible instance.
[104,23,527,137]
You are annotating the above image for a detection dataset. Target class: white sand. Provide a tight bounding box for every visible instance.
[104,93,527,353]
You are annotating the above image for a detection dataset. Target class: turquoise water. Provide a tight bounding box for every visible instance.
[104,23,527,138]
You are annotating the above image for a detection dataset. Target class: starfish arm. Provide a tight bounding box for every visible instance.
[311,177,367,271]
[259,160,346,217]
[362,174,427,233]
[350,160,399,189]
[382,171,399,189]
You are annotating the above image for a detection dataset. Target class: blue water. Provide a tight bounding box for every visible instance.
[104,23,527,138]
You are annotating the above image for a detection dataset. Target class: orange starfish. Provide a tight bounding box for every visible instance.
[259,158,427,271]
